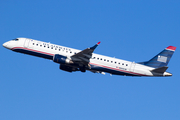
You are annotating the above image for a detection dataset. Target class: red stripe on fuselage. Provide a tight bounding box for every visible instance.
[11,47,54,56]
[11,47,148,76]
[90,62,148,76]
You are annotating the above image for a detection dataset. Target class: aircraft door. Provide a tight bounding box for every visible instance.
[24,39,30,48]
[130,62,136,72]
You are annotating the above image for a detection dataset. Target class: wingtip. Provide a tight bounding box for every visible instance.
[97,42,101,45]
[166,46,176,51]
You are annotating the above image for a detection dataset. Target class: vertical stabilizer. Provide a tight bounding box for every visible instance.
[139,46,176,68]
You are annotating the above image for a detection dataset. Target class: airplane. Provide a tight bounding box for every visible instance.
[3,38,176,77]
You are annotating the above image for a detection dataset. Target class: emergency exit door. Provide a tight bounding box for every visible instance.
[130,62,136,72]
[24,39,30,48]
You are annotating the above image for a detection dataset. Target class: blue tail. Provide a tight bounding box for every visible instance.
[139,46,176,68]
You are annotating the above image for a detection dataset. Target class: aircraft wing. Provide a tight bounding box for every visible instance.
[71,42,100,64]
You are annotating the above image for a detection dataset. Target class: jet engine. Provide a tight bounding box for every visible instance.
[59,64,78,72]
[53,54,73,64]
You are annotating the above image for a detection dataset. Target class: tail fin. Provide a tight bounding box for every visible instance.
[139,46,176,68]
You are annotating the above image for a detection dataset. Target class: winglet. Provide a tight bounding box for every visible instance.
[90,41,101,49]
[166,46,176,51]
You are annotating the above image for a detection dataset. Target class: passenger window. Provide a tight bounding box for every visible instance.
[97,58,99,60]
[104,59,106,61]
[33,43,35,45]
[122,63,124,65]
[126,64,128,66]
[111,61,113,63]
[100,58,102,60]
[115,62,117,64]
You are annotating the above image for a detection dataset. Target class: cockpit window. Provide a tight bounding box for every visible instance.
[12,38,19,41]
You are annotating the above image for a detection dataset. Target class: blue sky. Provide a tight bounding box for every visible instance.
[0,0,180,120]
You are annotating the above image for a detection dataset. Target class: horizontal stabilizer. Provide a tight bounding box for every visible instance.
[151,66,168,73]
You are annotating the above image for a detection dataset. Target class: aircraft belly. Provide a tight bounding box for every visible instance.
[90,63,139,76]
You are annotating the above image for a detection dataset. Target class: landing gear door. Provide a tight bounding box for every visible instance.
[130,62,136,72]
[24,39,30,48]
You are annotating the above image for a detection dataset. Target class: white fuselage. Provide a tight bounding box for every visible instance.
[3,38,172,77]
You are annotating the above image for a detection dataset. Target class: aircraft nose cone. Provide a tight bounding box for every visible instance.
[3,42,8,48]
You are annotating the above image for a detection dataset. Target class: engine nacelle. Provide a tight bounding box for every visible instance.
[60,64,78,72]
[53,54,73,64]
